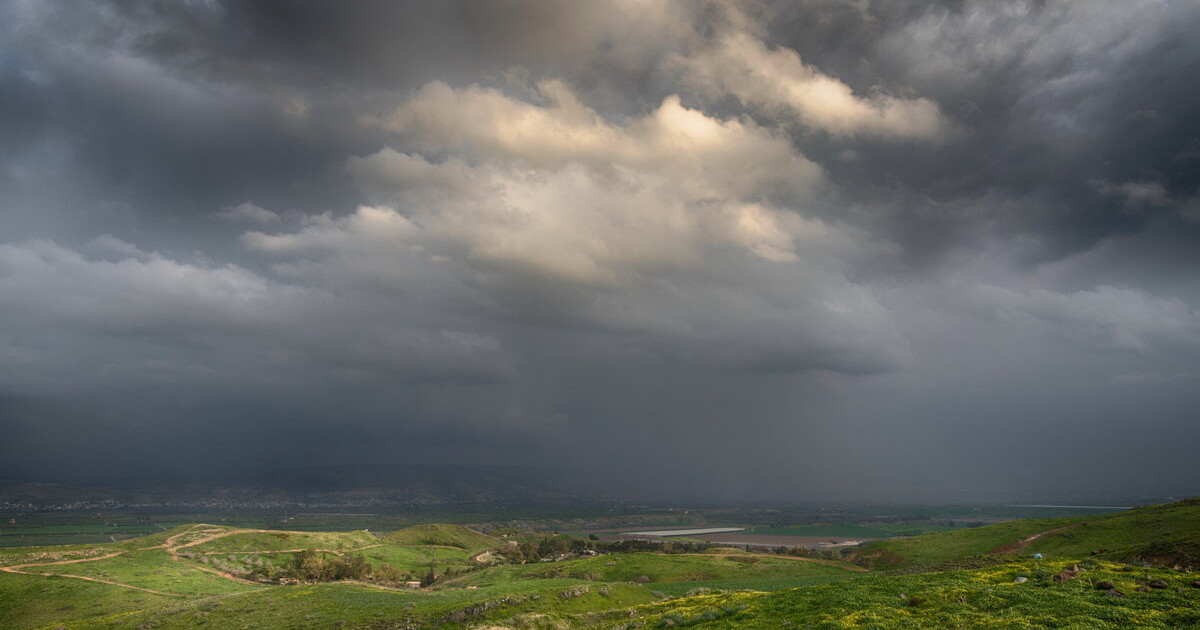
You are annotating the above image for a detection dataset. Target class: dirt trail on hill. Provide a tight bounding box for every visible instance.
[0,526,265,593]
[386,543,472,550]
[168,528,258,552]
[990,524,1081,555]
[192,544,382,556]
[161,527,391,587]
[0,552,187,596]
[3,569,183,596]
[177,559,264,586]
[0,551,128,571]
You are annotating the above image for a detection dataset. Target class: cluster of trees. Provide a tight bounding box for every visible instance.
[495,534,579,564]
[594,539,719,555]
[240,550,414,585]
[494,534,728,564]
[494,532,854,564]
[282,549,373,581]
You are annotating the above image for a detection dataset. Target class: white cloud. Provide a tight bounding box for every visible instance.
[0,239,513,388]
[361,81,827,285]
[226,78,908,375]
[670,32,948,139]
[215,201,281,224]
[88,234,156,262]
[976,284,1200,355]
[0,239,280,332]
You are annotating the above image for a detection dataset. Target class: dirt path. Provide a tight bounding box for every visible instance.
[990,524,1080,555]
[471,550,497,564]
[0,554,186,596]
[385,543,471,550]
[168,528,258,552]
[0,551,128,571]
[0,525,265,594]
[161,528,389,587]
[192,544,382,556]
[4,525,484,595]
[176,559,264,586]
[2,568,183,596]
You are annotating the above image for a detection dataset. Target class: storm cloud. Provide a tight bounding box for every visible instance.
[1,0,1198,502]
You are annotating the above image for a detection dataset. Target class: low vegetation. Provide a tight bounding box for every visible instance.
[0,500,1197,629]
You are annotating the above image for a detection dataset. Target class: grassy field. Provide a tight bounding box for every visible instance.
[382,523,503,552]
[34,548,262,595]
[1024,499,1200,564]
[437,549,863,591]
[850,498,1200,572]
[184,529,378,553]
[1,500,1197,629]
[581,559,1200,629]
[849,517,1080,570]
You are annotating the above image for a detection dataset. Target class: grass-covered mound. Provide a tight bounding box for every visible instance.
[183,528,378,554]
[383,523,502,552]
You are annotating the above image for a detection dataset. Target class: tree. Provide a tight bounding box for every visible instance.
[342,553,370,580]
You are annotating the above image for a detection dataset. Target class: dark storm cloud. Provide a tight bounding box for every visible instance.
[1,0,1199,502]
[756,0,1200,264]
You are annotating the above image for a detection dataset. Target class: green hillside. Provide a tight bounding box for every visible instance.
[1,501,1198,629]
[183,528,378,554]
[382,523,503,552]
[851,498,1200,571]
[439,550,864,594]
[848,517,1077,570]
[581,559,1200,629]
[1025,499,1200,566]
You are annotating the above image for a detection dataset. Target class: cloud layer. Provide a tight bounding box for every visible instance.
[1,0,1198,501]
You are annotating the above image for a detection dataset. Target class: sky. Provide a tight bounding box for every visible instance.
[1,0,1199,503]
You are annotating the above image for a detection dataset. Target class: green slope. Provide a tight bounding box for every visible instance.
[577,559,1200,630]
[849,517,1076,570]
[1025,499,1200,566]
[851,499,1200,571]
[43,578,658,629]
[0,571,176,629]
[382,523,502,552]
[441,551,863,594]
[3,502,1198,630]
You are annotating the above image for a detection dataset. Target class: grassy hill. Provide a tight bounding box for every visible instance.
[0,501,1197,629]
[1024,499,1200,567]
[850,498,1200,571]
[382,523,503,552]
[581,559,1200,629]
[439,549,865,595]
